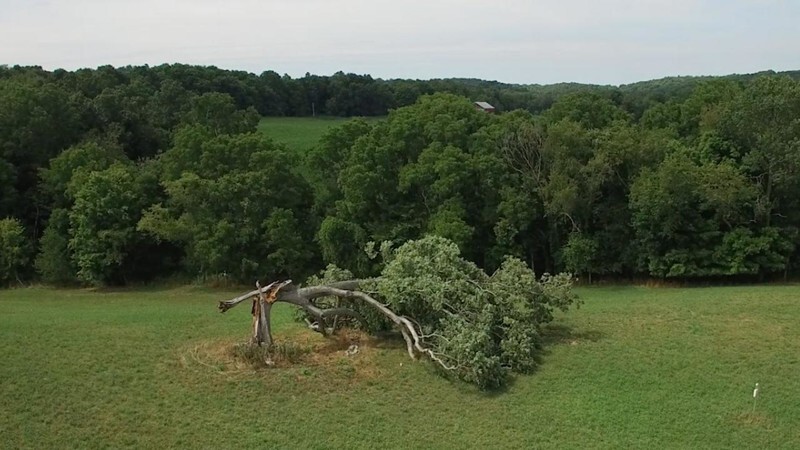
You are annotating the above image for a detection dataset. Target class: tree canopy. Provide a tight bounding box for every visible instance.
[0,64,798,286]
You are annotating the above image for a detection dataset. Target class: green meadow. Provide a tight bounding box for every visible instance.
[257,116,383,153]
[1,285,798,448]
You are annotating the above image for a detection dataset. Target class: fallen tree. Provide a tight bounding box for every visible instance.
[220,278,455,368]
[219,236,580,388]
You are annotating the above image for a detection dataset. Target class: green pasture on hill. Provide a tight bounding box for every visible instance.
[257,116,384,153]
[1,285,799,448]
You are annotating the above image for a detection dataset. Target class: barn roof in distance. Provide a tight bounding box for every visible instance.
[474,101,495,110]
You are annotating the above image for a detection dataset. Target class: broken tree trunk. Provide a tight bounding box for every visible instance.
[251,281,274,347]
[219,280,456,371]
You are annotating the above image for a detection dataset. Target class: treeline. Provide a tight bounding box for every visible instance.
[4,64,798,119]
[0,64,798,286]
[0,63,546,120]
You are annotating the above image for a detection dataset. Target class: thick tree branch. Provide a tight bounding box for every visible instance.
[218,279,362,312]
[218,280,457,371]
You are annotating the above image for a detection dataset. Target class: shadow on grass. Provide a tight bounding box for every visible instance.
[521,323,604,375]
[368,331,410,350]
[540,323,604,346]
[189,324,603,397]
[351,331,519,396]
[362,324,604,397]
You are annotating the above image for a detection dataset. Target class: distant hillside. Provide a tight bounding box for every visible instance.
[2,63,797,118]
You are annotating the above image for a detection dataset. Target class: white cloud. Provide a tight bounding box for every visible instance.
[1,0,797,84]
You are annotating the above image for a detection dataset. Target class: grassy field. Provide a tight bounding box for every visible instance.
[257,116,383,153]
[1,285,799,448]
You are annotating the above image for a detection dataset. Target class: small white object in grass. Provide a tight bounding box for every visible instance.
[345,344,359,356]
[751,382,760,415]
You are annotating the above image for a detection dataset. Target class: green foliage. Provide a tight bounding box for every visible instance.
[0,218,29,285]
[489,259,576,368]
[68,163,151,285]
[544,91,631,129]
[182,92,260,135]
[301,236,579,388]
[35,208,77,284]
[140,130,315,282]
[325,72,394,116]
[714,227,798,275]
[376,236,488,327]
[560,232,599,278]
[0,78,82,228]
[306,263,356,287]
[0,79,82,164]
[322,93,508,269]
[316,217,371,276]
[0,158,15,218]
[718,77,800,229]
[304,118,376,215]
[373,235,579,388]
[629,152,778,277]
[425,199,474,249]
[40,139,130,207]
[301,264,389,332]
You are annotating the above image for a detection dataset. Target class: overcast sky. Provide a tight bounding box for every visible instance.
[1,0,798,85]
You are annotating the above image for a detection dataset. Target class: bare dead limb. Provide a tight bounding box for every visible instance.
[217,279,360,312]
[219,280,456,371]
[501,123,547,187]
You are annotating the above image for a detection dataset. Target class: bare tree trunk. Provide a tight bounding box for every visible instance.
[261,302,273,347]
[251,281,275,346]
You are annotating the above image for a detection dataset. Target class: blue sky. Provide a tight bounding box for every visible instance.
[1,0,798,85]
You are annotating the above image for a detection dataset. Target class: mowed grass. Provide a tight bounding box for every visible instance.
[1,285,799,448]
[257,116,383,153]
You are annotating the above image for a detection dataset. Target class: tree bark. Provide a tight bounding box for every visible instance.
[219,280,456,371]
[218,280,361,313]
[252,281,273,347]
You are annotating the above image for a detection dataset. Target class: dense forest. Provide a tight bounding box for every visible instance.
[1,63,799,286]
